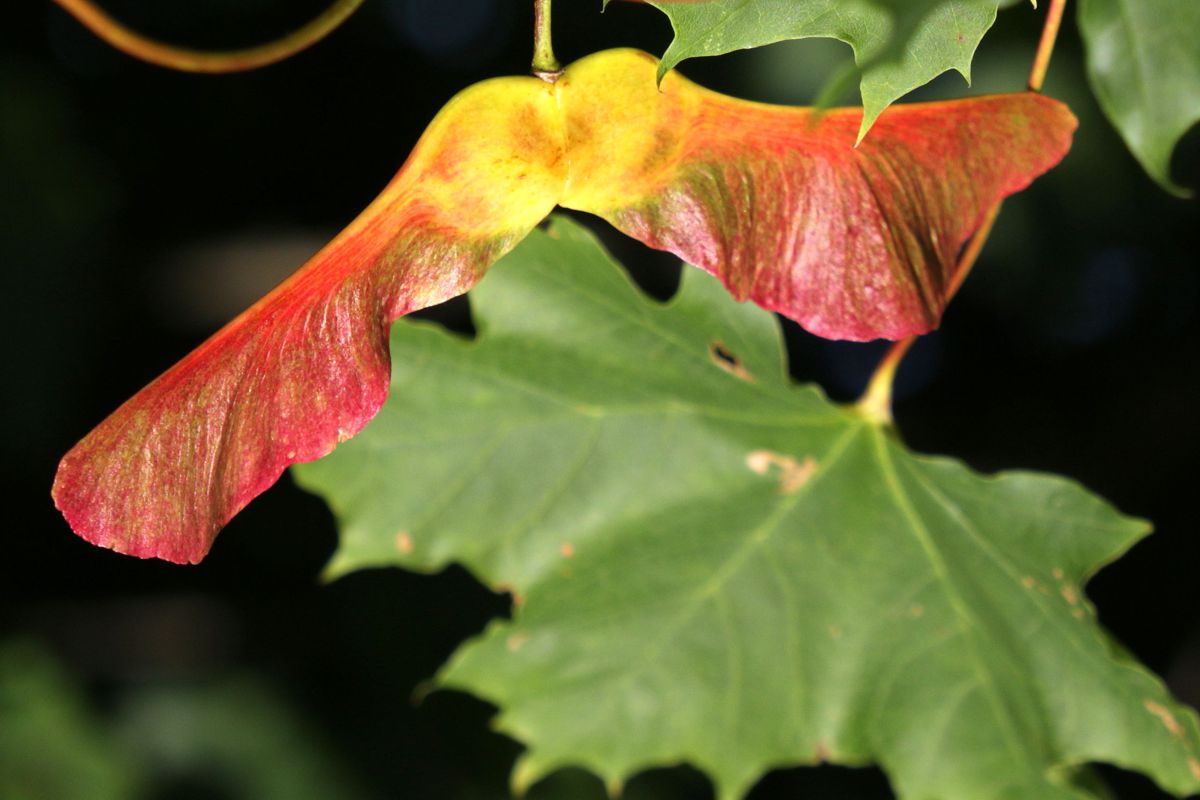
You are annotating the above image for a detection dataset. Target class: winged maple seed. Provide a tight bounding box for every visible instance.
[53,48,1076,564]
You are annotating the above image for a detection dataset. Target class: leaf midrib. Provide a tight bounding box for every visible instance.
[599,421,867,739]
[871,426,1029,769]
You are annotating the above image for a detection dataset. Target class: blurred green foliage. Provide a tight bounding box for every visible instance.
[0,642,369,800]
[0,643,139,800]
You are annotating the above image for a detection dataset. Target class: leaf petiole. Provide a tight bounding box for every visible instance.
[1028,0,1068,92]
[855,337,915,426]
[532,0,563,81]
[854,203,1000,426]
[858,0,1068,421]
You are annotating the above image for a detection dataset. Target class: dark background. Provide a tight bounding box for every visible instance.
[2,1,1198,798]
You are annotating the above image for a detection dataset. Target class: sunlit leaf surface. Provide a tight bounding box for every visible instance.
[297,217,1200,800]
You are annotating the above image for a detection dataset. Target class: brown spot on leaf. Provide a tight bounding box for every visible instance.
[1060,585,1079,606]
[1052,568,1065,580]
[1072,608,1085,620]
[1144,699,1185,738]
[1189,757,1200,781]
[395,531,413,554]
[709,340,756,382]
[746,450,818,494]
[909,603,925,618]
[828,625,842,639]
[1021,576,1036,589]
[814,741,830,763]
[507,633,530,652]
[560,542,575,558]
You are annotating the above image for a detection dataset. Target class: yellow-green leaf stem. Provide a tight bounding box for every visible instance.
[855,337,914,427]
[532,0,562,79]
[1028,0,1067,91]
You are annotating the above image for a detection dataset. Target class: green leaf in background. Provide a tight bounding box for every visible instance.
[638,0,1022,140]
[1078,0,1200,196]
[295,217,1200,799]
[0,643,140,800]
[113,679,371,800]
[0,642,369,800]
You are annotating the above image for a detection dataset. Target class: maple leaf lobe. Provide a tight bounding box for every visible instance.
[299,218,1200,800]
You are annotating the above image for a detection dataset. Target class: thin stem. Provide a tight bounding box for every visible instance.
[1027,0,1068,92]
[52,0,366,73]
[856,338,916,426]
[532,0,562,80]
[944,202,1002,300]
[857,0,1068,424]
[854,208,996,425]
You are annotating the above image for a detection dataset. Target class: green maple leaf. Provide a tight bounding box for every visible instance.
[636,0,1024,140]
[1078,0,1200,197]
[295,217,1200,799]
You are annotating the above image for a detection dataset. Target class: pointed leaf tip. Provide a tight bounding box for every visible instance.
[642,0,1006,142]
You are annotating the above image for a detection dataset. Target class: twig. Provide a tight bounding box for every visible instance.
[856,0,1068,424]
[52,0,366,73]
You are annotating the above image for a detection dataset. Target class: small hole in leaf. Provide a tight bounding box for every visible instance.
[709,340,756,382]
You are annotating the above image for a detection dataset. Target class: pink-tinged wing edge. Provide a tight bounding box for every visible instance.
[52,196,528,564]
[52,70,566,564]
